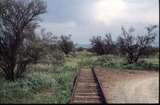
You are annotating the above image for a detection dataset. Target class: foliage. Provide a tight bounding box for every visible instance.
[90,34,116,55]
[95,55,124,68]
[104,34,117,54]
[0,0,46,81]
[0,50,159,103]
[33,29,65,70]
[90,25,157,64]
[90,36,106,55]
[52,65,77,103]
[0,64,78,104]
[76,47,84,52]
[95,54,159,71]
[72,51,159,71]
[58,35,74,55]
[117,25,157,64]
[0,72,56,103]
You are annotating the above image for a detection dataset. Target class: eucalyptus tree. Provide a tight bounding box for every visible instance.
[0,0,46,81]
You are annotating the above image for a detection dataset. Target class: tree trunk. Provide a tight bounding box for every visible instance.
[9,64,15,81]
[15,63,27,79]
[127,54,134,64]
[134,54,140,63]
[4,68,15,81]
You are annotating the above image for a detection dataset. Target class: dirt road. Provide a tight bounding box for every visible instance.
[95,69,159,103]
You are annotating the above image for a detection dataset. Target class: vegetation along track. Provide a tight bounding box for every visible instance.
[69,68,107,104]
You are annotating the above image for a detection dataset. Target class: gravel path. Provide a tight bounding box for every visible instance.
[110,76,159,103]
[95,69,159,103]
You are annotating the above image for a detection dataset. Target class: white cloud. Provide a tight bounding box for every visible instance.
[92,0,159,25]
[93,0,126,25]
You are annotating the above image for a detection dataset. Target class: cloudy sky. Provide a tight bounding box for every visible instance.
[39,0,159,44]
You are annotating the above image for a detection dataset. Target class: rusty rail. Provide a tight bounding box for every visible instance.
[92,67,107,103]
[69,69,80,103]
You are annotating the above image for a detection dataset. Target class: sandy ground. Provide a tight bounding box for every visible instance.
[95,68,159,103]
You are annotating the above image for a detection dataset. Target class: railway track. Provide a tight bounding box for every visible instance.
[69,68,107,104]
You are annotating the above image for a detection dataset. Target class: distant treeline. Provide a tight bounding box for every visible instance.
[0,0,159,81]
[87,26,158,64]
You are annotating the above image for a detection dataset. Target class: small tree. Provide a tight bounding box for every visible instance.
[90,34,115,55]
[90,36,105,55]
[0,0,46,81]
[117,25,157,64]
[58,35,74,55]
[104,33,116,54]
[38,29,64,65]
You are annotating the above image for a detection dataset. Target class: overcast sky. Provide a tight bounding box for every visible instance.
[39,0,159,44]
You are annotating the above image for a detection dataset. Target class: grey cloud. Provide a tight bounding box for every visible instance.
[40,0,159,44]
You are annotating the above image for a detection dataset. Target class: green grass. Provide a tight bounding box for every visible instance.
[0,51,159,103]
[94,54,159,71]
[0,63,78,104]
[52,66,77,103]
[0,72,56,103]
[72,51,159,71]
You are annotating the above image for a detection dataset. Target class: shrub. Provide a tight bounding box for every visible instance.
[78,57,96,68]
[40,49,64,66]
[0,72,56,103]
[95,55,119,68]
[117,25,157,64]
[122,61,159,71]
[52,65,77,104]
[26,72,56,90]
[58,35,74,55]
